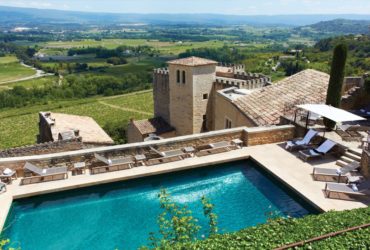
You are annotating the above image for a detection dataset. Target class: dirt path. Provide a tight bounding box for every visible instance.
[98,100,153,116]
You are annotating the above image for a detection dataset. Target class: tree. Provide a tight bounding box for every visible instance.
[324,43,348,130]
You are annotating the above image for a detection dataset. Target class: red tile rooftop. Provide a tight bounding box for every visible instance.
[233,69,330,126]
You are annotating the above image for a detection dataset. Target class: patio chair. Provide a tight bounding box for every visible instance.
[285,129,318,151]
[324,181,370,200]
[298,139,337,162]
[92,153,134,174]
[21,162,68,185]
[312,161,360,182]
[0,182,6,194]
[195,140,240,157]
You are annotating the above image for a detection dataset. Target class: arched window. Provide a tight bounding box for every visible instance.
[176,70,180,83]
[182,70,186,84]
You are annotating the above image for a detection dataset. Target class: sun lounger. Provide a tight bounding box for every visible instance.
[324,181,370,200]
[195,140,238,157]
[146,148,188,166]
[298,139,337,161]
[313,161,360,182]
[21,162,68,185]
[285,129,318,151]
[92,153,134,174]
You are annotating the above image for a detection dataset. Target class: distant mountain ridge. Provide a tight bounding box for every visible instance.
[1,5,370,27]
[296,19,370,34]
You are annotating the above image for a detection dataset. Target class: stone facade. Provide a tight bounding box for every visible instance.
[147,56,271,142]
[153,68,170,123]
[168,62,217,135]
[213,90,257,130]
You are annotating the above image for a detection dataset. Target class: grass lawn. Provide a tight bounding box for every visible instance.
[0,62,36,83]
[0,91,153,149]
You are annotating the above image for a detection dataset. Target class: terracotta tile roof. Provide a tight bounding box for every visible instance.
[168,56,218,66]
[132,117,175,135]
[233,69,330,126]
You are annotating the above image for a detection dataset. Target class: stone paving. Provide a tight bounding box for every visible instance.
[1,143,369,231]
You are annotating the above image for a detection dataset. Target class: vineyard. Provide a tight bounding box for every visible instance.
[0,90,153,149]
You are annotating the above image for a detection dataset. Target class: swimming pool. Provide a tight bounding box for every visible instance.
[3,160,317,250]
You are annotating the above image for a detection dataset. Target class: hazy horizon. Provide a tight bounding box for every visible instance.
[0,0,370,15]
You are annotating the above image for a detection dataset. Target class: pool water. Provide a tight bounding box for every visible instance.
[3,160,316,250]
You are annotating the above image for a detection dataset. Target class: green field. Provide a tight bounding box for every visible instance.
[0,91,153,149]
[0,55,19,64]
[0,76,58,91]
[42,39,227,55]
[0,60,36,83]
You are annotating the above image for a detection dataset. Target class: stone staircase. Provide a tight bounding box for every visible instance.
[336,149,362,167]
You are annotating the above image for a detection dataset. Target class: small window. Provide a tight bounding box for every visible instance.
[182,70,186,84]
[203,115,207,121]
[225,118,232,129]
[203,93,208,100]
[176,70,180,83]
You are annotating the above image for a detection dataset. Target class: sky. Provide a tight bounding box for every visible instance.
[0,0,370,15]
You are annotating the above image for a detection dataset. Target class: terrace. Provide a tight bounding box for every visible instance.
[1,124,369,234]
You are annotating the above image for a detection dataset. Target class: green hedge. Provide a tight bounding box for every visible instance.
[170,207,370,249]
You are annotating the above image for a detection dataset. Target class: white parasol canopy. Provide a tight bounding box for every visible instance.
[297,104,366,123]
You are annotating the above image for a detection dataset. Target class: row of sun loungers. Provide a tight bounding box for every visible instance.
[14,140,242,184]
[285,129,338,161]
[286,129,370,200]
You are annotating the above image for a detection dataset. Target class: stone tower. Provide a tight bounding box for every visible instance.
[167,57,217,136]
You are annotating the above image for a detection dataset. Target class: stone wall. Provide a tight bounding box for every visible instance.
[192,64,217,134]
[0,126,295,176]
[0,139,84,158]
[153,69,170,124]
[37,112,54,143]
[126,121,145,143]
[360,150,370,178]
[243,126,295,146]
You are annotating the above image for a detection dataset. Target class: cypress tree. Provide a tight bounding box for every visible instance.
[323,43,348,130]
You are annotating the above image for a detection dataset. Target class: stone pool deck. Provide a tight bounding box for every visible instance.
[1,143,369,231]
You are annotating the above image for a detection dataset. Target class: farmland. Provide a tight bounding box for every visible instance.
[0,90,153,149]
[0,56,36,83]
[41,39,227,55]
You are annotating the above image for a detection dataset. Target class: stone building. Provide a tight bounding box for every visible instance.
[38,112,114,146]
[128,56,367,143]
[128,56,271,142]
